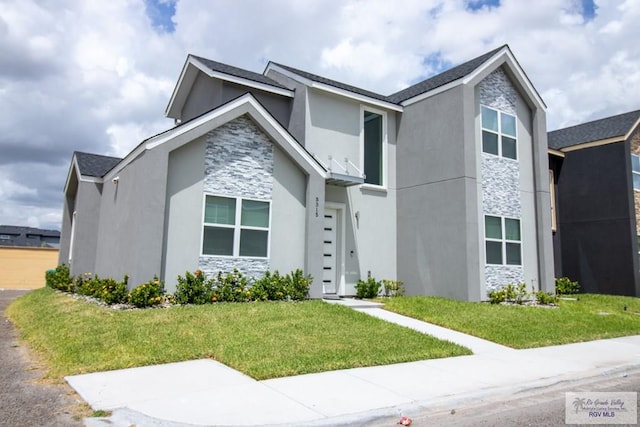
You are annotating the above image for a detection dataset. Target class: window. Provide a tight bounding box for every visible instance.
[0,234,10,240]
[485,215,521,265]
[481,106,517,160]
[549,170,557,232]
[363,109,384,186]
[632,154,640,190]
[202,195,270,257]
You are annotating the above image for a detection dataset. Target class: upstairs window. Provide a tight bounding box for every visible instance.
[482,106,517,160]
[485,215,521,266]
[202,195,270,258]
[632,154,640,190]
[363,109,384,186]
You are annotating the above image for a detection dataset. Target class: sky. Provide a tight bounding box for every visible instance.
[1,0,639,231]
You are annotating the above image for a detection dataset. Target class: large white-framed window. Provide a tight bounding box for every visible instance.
[202,195,270,258]
[360,106,387,187]
[485,215,521,266]
[632,154,640,190]
[481,105,517,160]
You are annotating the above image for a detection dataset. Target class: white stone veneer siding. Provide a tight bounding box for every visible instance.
[198,115,273,279]
[479,68,524,291]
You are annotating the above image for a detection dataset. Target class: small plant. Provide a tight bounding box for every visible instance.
[534,290,558,305]
[174,270,214,305]
[487,288,506,304]
[251,270,286,301]
[285,269,312,301]
[382,280,405,297]
[76,273,103,298]
[555,277,580,295]
[128,276,165,308]
[487,283,529,304]
[355,276,381,299]
[97,275,129,305]
[45,264,73,292]
[212,269,249,302]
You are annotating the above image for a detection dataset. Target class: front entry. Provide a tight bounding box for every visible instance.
[322,208,338,294]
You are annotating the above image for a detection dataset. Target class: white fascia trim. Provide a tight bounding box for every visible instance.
[266,63,402,112]
[165,58,192,117]
[191,57,294,98]
[63,155,103,194]
[109,94,326,180]
[625,116,640,140]
[463,49,547,111]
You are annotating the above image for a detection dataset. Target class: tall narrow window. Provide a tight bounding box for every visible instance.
[363,110,383,186]
[203,195,270,257]
[485,215,521,266]
[632,154,640,190]
[482,106,517,160]
[549,170,557,232]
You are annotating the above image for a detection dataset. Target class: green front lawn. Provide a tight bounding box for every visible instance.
[382,294,640,348]
[5,288,470,380]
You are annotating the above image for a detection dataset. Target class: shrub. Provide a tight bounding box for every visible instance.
[128,276,165,308]
[97,276,129,305]
[487,283,529,304]
[555,277,580,295]
[250,270,286,301]
[487,288,506,304]
[534,290,558,305]
[382,280,405,297]
[174,270,214,305]
[76,274,103,298]
[212,269,249,302]
[285,269,312,301]
[45,264,73,292]
[355,277,381,299]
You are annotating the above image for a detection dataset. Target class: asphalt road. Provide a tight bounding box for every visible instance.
[369,368,640,427]
[0,289,84,427]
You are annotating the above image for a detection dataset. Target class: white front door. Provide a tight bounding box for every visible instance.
[322,208,338,294]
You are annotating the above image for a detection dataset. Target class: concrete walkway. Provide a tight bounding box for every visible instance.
[69,299,640,426]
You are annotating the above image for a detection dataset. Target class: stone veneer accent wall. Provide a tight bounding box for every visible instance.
[198,114,273,279]
[479,67,524,291]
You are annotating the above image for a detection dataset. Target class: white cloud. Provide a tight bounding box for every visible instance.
[1,0,639,229]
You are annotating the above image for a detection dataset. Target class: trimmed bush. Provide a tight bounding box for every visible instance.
[45,264,73,292]
[174,270,213,305]
[129,276,165,308]
[555,277,580,295]
[98,276,129,305]
[355,277,381,299]
[285,269,312,301]
[212,269,249,302]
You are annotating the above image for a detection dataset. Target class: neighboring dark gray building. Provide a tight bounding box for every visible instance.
[548,109,640,297]
[59,45,555,300]
[0,225,60,248]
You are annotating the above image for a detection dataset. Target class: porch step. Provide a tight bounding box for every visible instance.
[322,294,341,300]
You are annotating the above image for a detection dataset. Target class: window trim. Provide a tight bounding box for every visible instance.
[484,215,522,266]
[481,105,518,160]
[201,194,271,258]
[360,105,388,189]
[632,154,640,191]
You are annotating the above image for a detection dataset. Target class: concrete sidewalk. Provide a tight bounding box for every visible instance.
[69,299,640,427]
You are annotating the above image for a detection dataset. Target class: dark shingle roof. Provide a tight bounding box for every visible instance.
[548,109,640,150]
[75,152,122,177]
[0,225,60,248]
[269,62,393,103]
[387,45,507,103]
[191,55,289,91]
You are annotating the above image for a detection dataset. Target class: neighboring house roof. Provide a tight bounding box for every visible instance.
[0,225,60,248]
[191,55,289,91]
[548,109,640,150]
[387,45,506,103]
[268,62,393,103]
[75,152,122,177]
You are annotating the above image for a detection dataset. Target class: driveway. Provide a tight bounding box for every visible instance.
[0,289,84,427]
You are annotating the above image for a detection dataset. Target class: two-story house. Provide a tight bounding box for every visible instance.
[58,45,554,300]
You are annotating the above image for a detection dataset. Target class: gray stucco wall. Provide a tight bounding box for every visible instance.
[397,84,481,300]
[264,69,307,145]
[94,149,168,287]
[64,179,103,277]
[163,137,206,291]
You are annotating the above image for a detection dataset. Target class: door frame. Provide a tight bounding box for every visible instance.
[325,202,346,295]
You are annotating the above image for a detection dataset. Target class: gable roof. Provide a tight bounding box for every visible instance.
[548,109,640,150]
[268,62,392,103]
[387,45,506,104]
[191,55,289,91]
[75,152,122,177]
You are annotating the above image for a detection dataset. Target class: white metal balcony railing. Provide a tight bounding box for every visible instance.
[315,155,365,187]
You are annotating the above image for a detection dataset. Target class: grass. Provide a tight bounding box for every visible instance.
[5,288,470,380]
[382,294,640,348]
